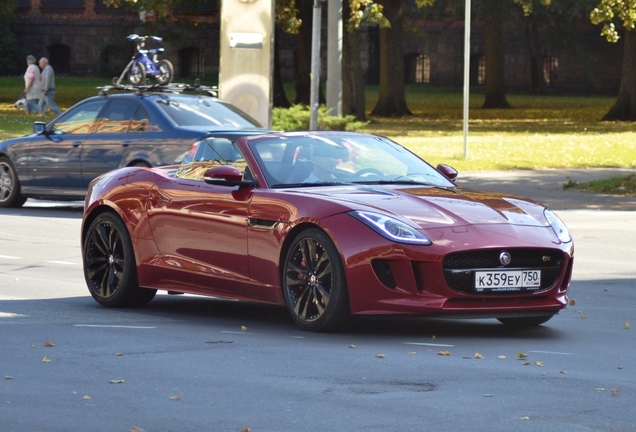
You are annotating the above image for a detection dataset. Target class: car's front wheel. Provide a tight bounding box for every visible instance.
[282,228,350,332]
[0,156,27,208]
[83,212,156,307]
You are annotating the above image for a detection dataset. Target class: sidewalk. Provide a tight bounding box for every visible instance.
[456,168,636,211]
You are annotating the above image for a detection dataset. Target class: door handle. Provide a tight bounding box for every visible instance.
[72,141,82,147]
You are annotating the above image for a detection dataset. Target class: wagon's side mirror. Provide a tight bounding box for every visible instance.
[203,165,254,187]
[436,164,458,182]
[33,121,46,135]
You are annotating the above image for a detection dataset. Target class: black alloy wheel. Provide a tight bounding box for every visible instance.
[283,228,350,332]
[0,156,27,208]
[83,212,156,307]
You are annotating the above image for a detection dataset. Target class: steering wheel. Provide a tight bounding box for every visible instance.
[352,168,383,180]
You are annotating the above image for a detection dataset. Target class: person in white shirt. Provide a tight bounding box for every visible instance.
[38,57,62,116]
[23,55,41,114]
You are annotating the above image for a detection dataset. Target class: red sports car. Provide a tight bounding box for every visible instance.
[81,131,573,332]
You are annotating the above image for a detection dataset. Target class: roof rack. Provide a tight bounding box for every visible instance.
[97,79,218,97]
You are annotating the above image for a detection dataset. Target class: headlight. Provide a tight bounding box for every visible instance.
[544,209,572,243]
[349,211,432,245]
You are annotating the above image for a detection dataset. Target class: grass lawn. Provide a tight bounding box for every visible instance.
[1,77,635,175]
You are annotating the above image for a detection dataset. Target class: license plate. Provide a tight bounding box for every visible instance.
[474,270,541,292]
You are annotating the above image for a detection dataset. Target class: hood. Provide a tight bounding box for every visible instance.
[295,185,548,229]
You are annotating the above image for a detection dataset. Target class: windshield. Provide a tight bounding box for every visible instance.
[249,133,456,188]
[156,96,262,129]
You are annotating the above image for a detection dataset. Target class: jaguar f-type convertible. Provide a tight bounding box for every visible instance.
[81,131,574,331]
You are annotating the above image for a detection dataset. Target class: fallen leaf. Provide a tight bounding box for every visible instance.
[349,345,357,349]
[239,429,252,432]
[109,379,125,384]
[594,388,606,392]
[169,395,181,401]
[569,299,576,306]
[483,394,494,397]
[618,366,623,370]
[535,361,545,367]
[611,389,620,396]
[560,370,568,374]
[42,357,51,363]
[408,352,416,355]
[44,341,55,347]
[241,326,247,332]
[517,352,528,359]
[82,395,91,400]
[625,322,630,329]
[437,351,451,356]
[431,335,436,340]
[521,361,530,366]
[375,354,385,358]
[130,427,145,432]
[474,353,483,359]
[498,355,506,359]
[520,416,530,420]
[603,288,609,292]
[4,376,13,380]
[116,353,124,356]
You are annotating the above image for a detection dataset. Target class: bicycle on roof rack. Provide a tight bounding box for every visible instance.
[115,34,174,86]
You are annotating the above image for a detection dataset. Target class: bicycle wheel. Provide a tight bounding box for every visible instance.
[128,61,146,85]
[156,59,174,85]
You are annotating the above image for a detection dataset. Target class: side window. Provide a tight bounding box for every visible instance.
[53,100,106,134]
[130,105,150,133]
[174,138,247,181]
[94,99,140,134]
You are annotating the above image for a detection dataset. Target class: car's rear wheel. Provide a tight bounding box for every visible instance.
[497,315,554,326]
[282,228,350,332]
[128,61,146,85]
[0,156,27,208]
[83,212,156,307]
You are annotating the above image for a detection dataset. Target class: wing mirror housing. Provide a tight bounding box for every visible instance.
[33,121,46,135]
[436,164,458,182]
[203,165,253,187]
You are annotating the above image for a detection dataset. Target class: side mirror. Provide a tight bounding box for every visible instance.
[436,164,458,182]
[33,121,46,135]
[203,165,253,187]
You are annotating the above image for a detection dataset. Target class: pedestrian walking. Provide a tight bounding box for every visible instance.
[38,57,62,116]
[23,55,41,114]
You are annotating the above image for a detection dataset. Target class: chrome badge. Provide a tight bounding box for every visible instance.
[499,252,512,266]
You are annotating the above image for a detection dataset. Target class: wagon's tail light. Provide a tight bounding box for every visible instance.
[349,211,432,245]
[544,209,572,243]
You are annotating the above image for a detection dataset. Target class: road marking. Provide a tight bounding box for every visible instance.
[74,324,156,329]
[46,261,78,265]
[0,255,21,260]
[0,312,26,318]
[404,342,455,347]
[528,350,574,356]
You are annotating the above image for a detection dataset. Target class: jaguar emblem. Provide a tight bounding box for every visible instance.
[499,252,511,266]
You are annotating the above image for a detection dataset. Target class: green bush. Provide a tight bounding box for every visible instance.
[272,104,368,132]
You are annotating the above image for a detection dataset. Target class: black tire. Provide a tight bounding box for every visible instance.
[83,212,156,307]
[128,61,146,85]
[156,59,174,85]
[0,156,27,208]
[497,315,554,327]
[282,228,350,332]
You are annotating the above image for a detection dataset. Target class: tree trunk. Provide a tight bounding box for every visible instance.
[342,1,366,121]
[370,0,411,117]
[294,0,314,105]
[482,0,510,108]
[273,26,291,108]
[603,30,636,121]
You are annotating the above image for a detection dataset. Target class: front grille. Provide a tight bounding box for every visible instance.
[443,248,564,294]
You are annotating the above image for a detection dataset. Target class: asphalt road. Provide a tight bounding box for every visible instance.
[1,174,635,432]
